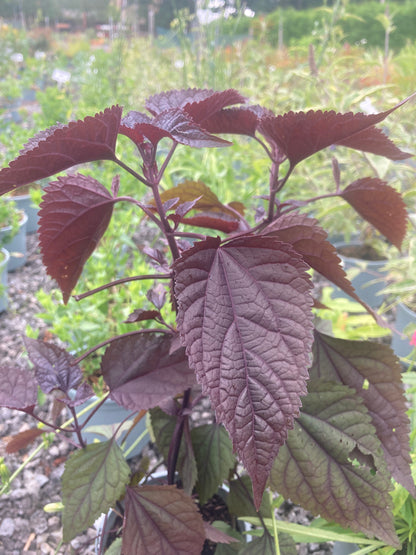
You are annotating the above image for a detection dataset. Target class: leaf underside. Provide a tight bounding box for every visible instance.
[174,235,314,508]
[102,333,196,412]
[0,105,122,195]
[311,331,415,496]
[270,379,399,548]
[38,173,115,303]
[123,485,206,555]
[62,440,130,543]
[341,177,408,250]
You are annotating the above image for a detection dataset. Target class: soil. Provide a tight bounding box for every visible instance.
[0,234,333,555]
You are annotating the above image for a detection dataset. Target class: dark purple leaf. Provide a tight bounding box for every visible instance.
[203,522,240,545]
[146,283,167,310]
[38,173,116,303]
[337,126,412,160]
[311,331,415,496]
[257,96,414,167]
[124,309,161,323]
[0,366,37,410]
[123,485,205,554]
[270,379,399,547]
[174,236,314,509]
[0,106,122,195]
[23,337,83,394]
[262,212,384,323]
[182,213,240,233]
[102,333,196,411]
[341,178,408,250]
[61,381,95,408]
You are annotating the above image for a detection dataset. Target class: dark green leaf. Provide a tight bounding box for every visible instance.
[270,380,399,548]
[228,475,271,519]
[239,530,276,554]
[191,423,235,504]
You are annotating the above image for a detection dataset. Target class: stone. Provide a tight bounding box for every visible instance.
[0,518,15,536]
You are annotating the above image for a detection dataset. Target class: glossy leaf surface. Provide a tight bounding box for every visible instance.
[191,423,235,504]
[0,366,38,410]
[311,331,415,495]
[270,380,399,547]
[102,333,196,411]
[341,178,408,249]
[174,236,314,508]
[0,106,121,195]
[23,337,82,394]
[62,440,130,542]
[38,173,115,303]
[123,485,205,554]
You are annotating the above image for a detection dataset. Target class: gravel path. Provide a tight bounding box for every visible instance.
[0,234,333,555]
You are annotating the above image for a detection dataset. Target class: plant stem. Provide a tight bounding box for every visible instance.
[73,273,172,301]
[167,388,191,485]
[114,156,152,187]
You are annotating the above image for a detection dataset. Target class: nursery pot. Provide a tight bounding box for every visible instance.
[391,302,416,361]
[6,192,39,233]
[333,242,388,309]
[0,211,28,271]
[73,393,149,460]
[0,248,10,313]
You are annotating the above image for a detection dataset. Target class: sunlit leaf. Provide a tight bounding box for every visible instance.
[38,173,116,303]
[5,428,44,453]
[0,105,122,195]
[174,236,314,508]
[341,178,408,249]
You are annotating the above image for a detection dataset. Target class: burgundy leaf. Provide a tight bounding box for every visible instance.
[146,283,167,310]
[338,126,412,160]
[0,106,122,195]
[0,366,37,410]
[23,337,83,394]
[263,212,385,324]
[258,96,414,167]
[202,106,259,137]
[5,428,44,454]
[174,236,314,508]
[146,88,246,123]
[63,381,94,407]
[123,485,205,554]
[203,522,239,544]
[341,178,408,250]
[124,309,161,323]
[102,333,196,412]
[38,173,116,303]
[311,331,415,496]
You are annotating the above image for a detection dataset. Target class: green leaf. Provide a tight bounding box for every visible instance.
[104,537,122,554]
[239,531,276,554]
[228,475,271,519]
[269,380,400,548]
[311,331,415,496]
[191,423,235,504]
[62,440,130,542]
[277,532,297,555]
